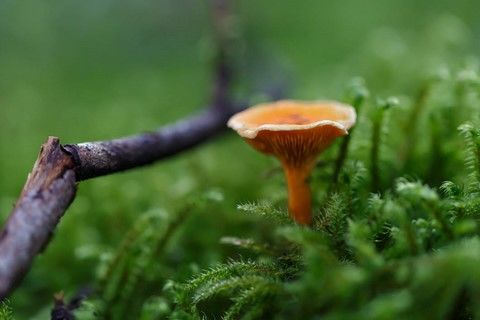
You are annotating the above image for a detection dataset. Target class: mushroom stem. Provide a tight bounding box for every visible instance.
[283,163,313,225]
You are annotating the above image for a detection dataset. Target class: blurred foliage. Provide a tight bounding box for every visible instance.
[0,300,13,320]
[1,0,480,318]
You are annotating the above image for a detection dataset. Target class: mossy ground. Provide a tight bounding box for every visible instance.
[1,1,480,318]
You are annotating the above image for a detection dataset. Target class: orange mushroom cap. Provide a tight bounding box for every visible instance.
[228,100,356,225]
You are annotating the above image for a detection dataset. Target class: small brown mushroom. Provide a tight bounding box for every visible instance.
[228,100,356,225]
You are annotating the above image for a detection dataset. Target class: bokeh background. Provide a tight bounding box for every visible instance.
[0,0,479,317]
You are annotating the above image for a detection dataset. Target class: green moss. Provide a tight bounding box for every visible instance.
[2,1,480,319]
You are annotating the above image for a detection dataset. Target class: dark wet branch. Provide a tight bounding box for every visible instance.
[0,100,247,301]
[0,138,77,299]
[0,0,257,300]
[211,0,235,107]
[51,287,93,320]
[63,102,242,181]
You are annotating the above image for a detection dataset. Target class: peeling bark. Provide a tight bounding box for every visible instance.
[0,102,245,300]
[0,138,77,298]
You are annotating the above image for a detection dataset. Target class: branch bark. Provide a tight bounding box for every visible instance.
[0,0,249,300]
[0,138,77,298]
[64,103,238,181]
[0,101,244,300]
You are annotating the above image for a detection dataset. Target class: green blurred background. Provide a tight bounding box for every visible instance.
[0,0,479,317]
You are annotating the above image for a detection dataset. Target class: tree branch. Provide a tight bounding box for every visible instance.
[6,101,256,302]
[0,99,246,300]
[63,103,239,181]
[0,0,257,300]
[0,138,77,299]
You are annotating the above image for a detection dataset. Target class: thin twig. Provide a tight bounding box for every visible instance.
[211,0,234,107]
[0,0,251,300]
[0,103,245,300]
[51,287,93,320]
[63,103,241,181]
[0,138,77,299]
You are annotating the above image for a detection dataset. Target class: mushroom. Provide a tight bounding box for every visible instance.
[228,100,356,225]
